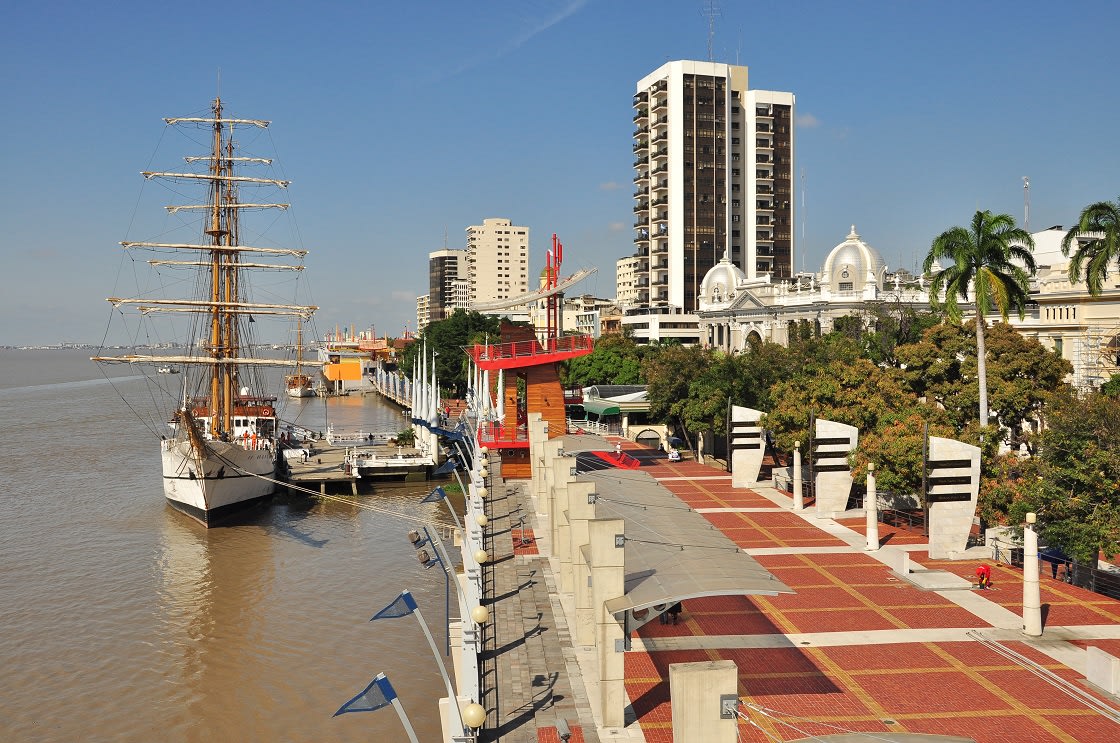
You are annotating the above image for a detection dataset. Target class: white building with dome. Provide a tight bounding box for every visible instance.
[697,226,929,351]
[695,223,1120,390]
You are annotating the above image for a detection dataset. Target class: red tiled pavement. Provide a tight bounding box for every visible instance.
[537,724,586,742]
[510,528,539,555]
[614,460,1120,743]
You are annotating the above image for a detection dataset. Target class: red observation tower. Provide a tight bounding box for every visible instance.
[465,235,595,479]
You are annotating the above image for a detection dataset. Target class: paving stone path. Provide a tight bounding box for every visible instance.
[479,468,599,743]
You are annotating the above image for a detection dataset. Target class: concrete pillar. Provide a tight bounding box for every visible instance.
[669,660,739,743]
[865,462,879,551]
[590,518,626,729]
[1023,512,1043,636]
[1086,647,1120,695]
[567,481,598,647]
[792,441,803,510]
[551,457,576,589]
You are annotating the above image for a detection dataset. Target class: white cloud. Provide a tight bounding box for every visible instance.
[608,222,626,232]
[796,113,821,128]
[431,1,589,82]
[600,181,621,191]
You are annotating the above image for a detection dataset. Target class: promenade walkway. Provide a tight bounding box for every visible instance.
[480,461,600,743]
[622,448,1120,743]
[483,441,1120,743]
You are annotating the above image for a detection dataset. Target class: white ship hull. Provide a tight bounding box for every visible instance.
[287,386,316,398]
[161,438,276,526]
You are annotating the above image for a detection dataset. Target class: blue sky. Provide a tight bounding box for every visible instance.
[3,0,1118,346]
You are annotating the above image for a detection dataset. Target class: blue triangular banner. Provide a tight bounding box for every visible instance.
[422,486,447,503]
[433,457,458,475]
[370,590,418,621]
[333,673,396,716]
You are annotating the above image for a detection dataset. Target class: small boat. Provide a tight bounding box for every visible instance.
[93,96,317,526]
[286,318,316,398]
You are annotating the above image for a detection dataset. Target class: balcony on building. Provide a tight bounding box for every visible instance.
[652,147,669,162]
[634,170,648,183]
[633,91,648,106]
[633,108,648,123]
[652,96,668,113]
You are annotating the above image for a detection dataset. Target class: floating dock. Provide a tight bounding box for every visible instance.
[282,440,436,495]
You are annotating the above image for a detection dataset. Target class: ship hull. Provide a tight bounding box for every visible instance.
[161,439,276,527]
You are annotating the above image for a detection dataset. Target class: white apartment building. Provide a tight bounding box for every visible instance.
[615,255,641,308]
[627,60,795,343]
[415,293,430,332]
[466,218,530,311]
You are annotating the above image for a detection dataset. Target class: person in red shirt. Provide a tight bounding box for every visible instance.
[976,564,992,589]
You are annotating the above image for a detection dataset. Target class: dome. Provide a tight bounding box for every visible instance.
[820,225,887,293]
[698,254,746,310]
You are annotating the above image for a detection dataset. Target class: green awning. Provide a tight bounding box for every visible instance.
[582,399,621,416]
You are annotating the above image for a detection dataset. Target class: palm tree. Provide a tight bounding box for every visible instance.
[924,210,1035,427]
[1062,198,1120,295]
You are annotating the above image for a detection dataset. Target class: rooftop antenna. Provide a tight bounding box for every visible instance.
[701,1,721,62]
[1023,176,1030,230]
[800,168,806,272]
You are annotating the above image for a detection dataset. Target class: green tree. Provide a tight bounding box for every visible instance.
[832,303,941,365]
[561,333,643,387]
[641,344,712,424]
[400,310,503,398]
[1062,198,1120,295]
[762,357,916,453]
[924,210,1036,427]
[896,321,1069,444]
[1101,373,1120,398]
[982,389,1120,563]
[849,410,955,497]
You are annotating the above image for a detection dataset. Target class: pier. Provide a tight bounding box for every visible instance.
[283,439,436,495]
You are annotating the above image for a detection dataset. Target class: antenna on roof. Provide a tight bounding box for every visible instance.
[701,1,721,62]
[1023,176,1031,230]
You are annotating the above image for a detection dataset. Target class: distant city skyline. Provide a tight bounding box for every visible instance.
[3,1,1119,345]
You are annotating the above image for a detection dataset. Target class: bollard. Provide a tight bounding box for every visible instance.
[792,441,803,510]
[1023,512,1042,636]
[865,463,879,551]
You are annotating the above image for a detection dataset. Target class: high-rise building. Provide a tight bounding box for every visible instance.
[466,217,530,309]
[627,60,795,342]
[428,248,468,322]
[416,293,430,332]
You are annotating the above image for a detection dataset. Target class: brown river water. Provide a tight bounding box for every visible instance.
[0,349,454,742]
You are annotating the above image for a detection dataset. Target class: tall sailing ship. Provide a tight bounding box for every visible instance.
[93,97,316,526]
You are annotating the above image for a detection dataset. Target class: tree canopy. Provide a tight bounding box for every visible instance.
[1063,198,1120,296]
[400,311,503,398]
[924,210,1036,427]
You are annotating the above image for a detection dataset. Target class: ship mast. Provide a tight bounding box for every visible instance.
[204,97,238,438]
